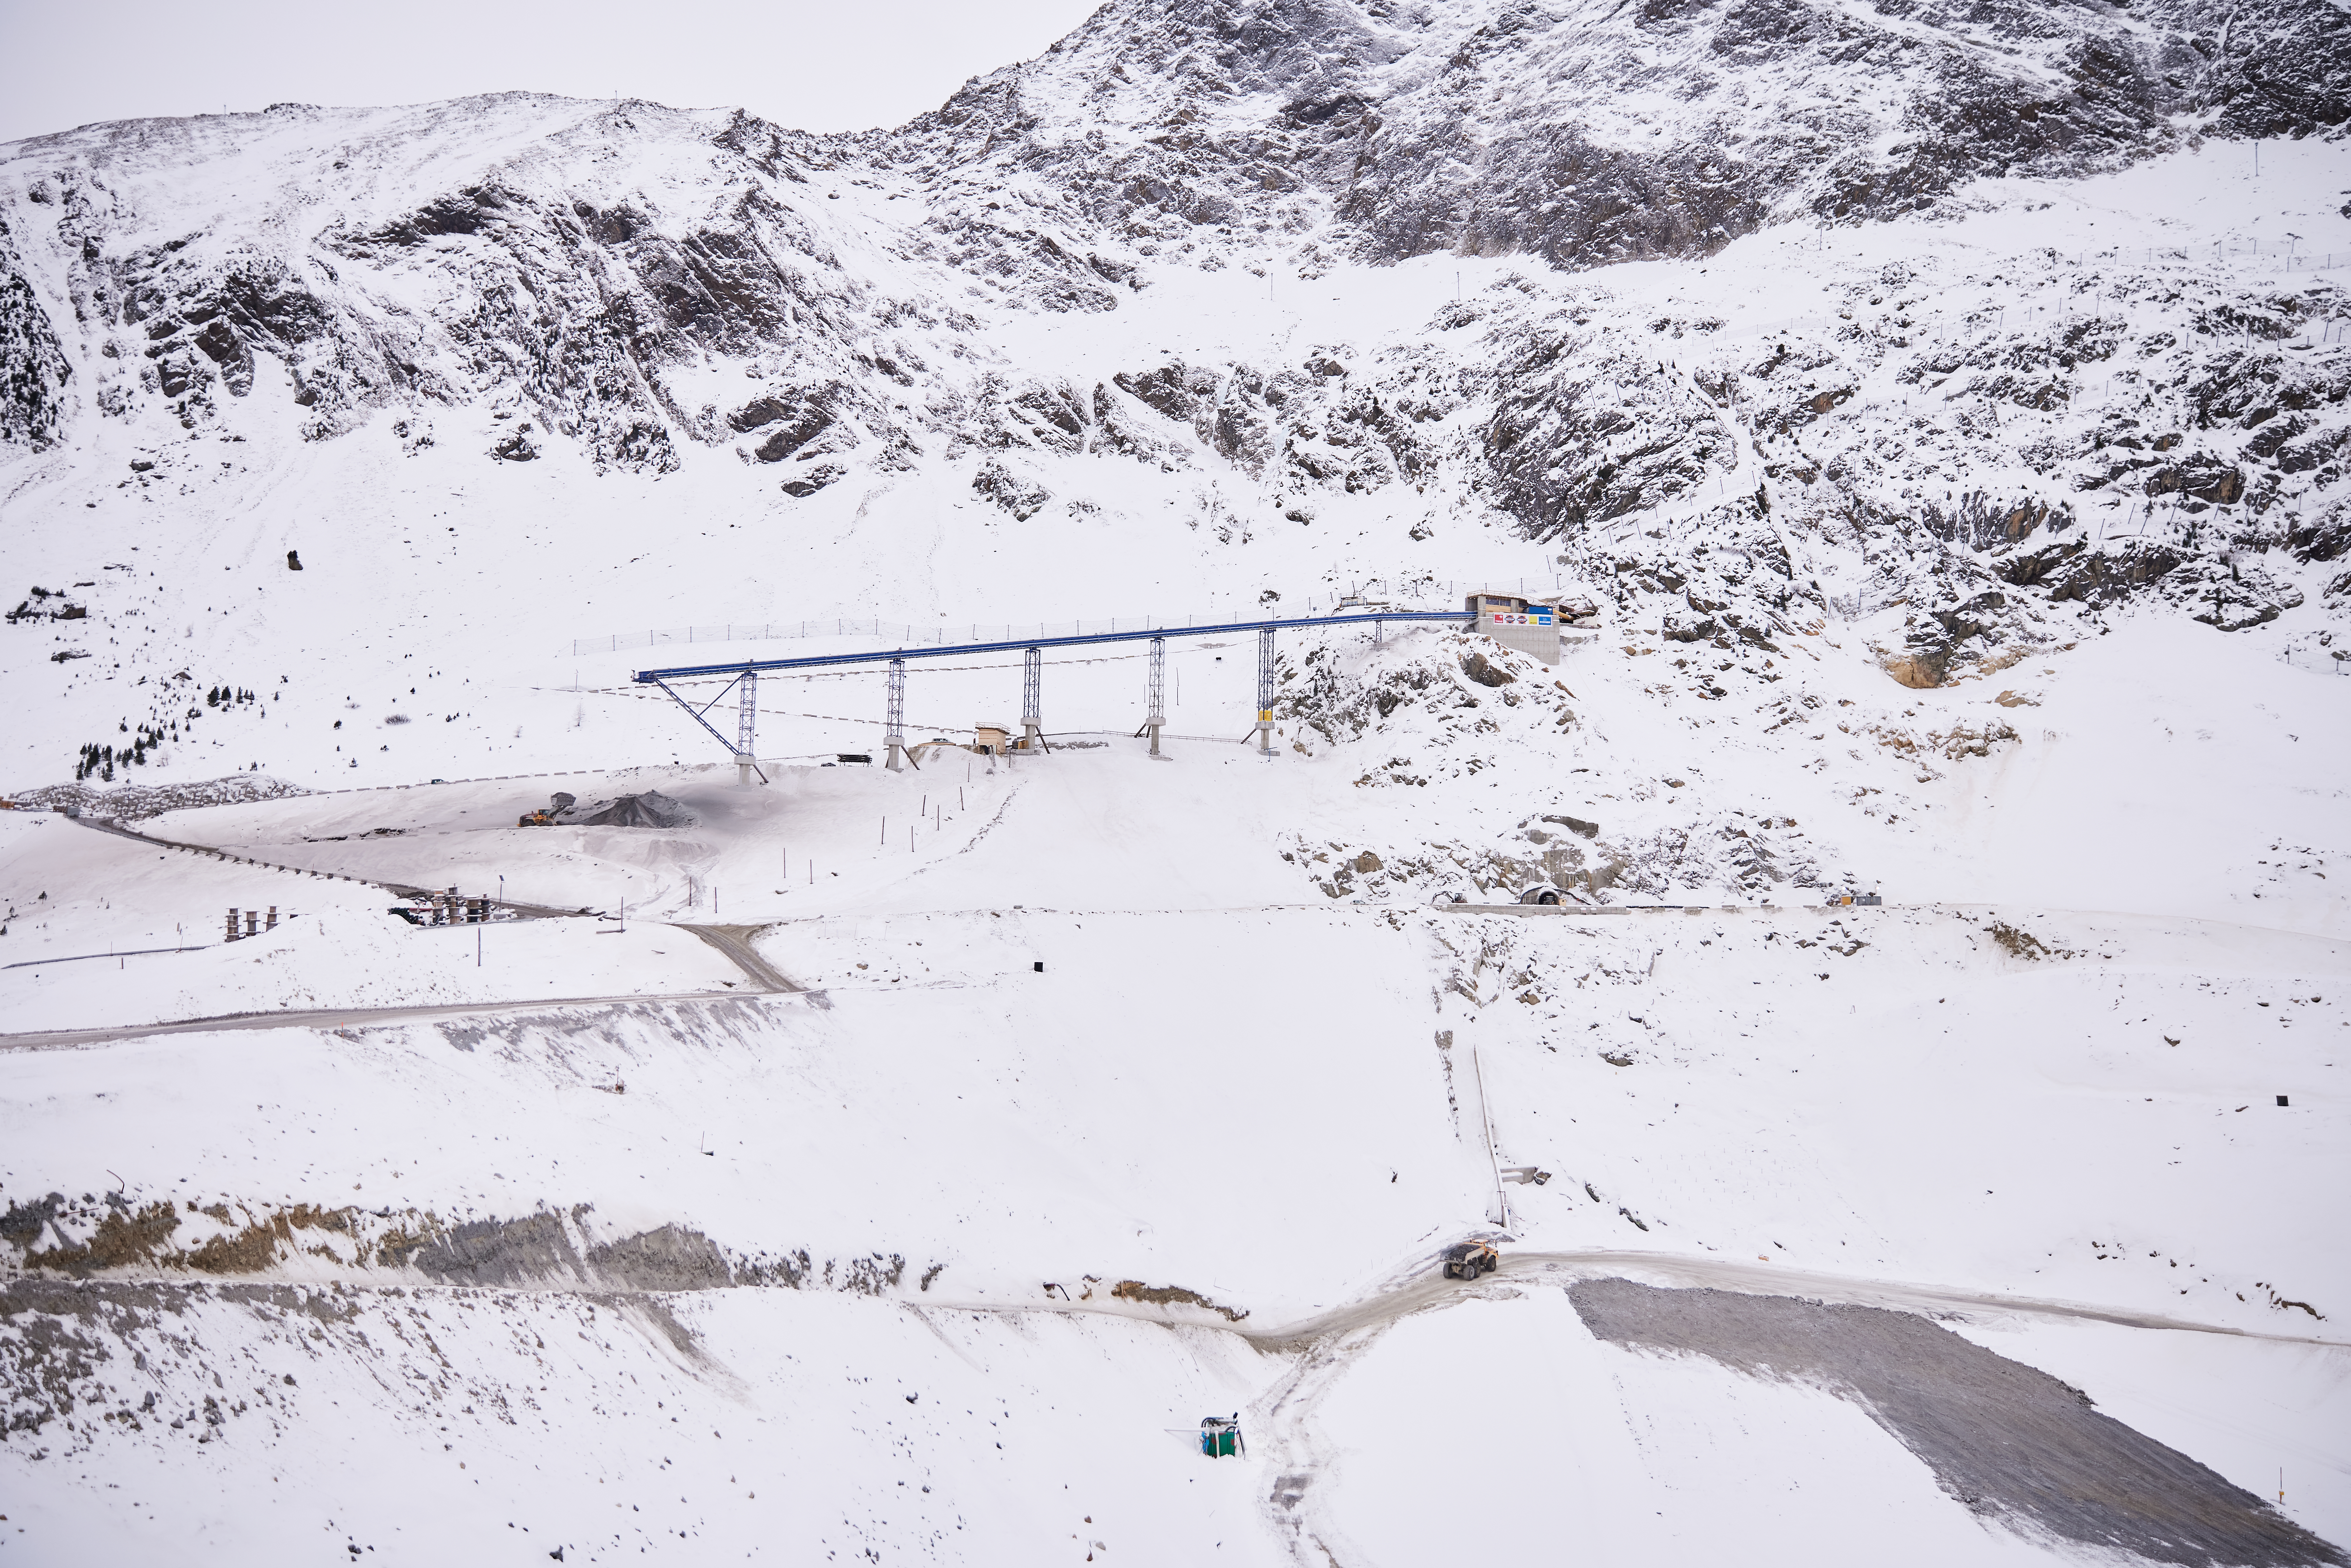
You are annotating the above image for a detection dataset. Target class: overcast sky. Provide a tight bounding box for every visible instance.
[0,0,1104,144]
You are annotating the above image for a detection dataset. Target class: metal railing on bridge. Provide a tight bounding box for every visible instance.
[570,578,1571,658]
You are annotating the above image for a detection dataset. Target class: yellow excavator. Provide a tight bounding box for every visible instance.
[517,792,576,827]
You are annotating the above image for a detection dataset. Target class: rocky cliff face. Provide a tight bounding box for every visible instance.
[0,98,1003,481]
[899,0,2351,270]
[1,0,2348,702]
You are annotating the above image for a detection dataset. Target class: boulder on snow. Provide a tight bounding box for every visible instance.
[781,462,845,498]
[1460,650,1517,687]
[1881,653,1950,690]
[2176,559,2304,632]
[2288,503,2351,564]
[488,424,541,462]
[972,461,1051,520]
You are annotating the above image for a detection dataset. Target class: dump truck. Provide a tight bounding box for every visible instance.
[1443,1241,1500,1281]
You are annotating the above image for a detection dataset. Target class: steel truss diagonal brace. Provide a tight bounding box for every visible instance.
[652,674,740,753]
[652,674,767,783]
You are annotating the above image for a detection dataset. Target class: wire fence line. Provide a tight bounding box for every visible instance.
[575,617,1209,657]
[567,577,1580,658]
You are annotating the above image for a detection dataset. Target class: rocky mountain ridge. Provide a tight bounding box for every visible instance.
[896,0,2351,272]
[0,0,2346,756]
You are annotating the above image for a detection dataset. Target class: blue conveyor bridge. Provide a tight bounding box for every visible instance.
[633,610,1475,775]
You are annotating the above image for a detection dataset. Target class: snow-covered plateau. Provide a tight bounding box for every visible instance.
[1,0,2348,1562]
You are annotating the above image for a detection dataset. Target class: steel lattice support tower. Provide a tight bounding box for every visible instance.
[1254,626,1276,756]
[885,658,908,772]
[1145,636,1166,757]
[1021,646,1043,753]
[735,671,758,785]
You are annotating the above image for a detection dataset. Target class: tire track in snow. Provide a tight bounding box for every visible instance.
[1254,1249,2351,1350]
[0,988,812,1053]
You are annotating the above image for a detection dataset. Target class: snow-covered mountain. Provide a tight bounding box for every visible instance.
[3,0,2349,754]
[3,3,2350,1563]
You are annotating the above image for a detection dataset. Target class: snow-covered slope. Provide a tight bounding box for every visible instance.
[2,1,2349,1563]
[2,750,2346,1563]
